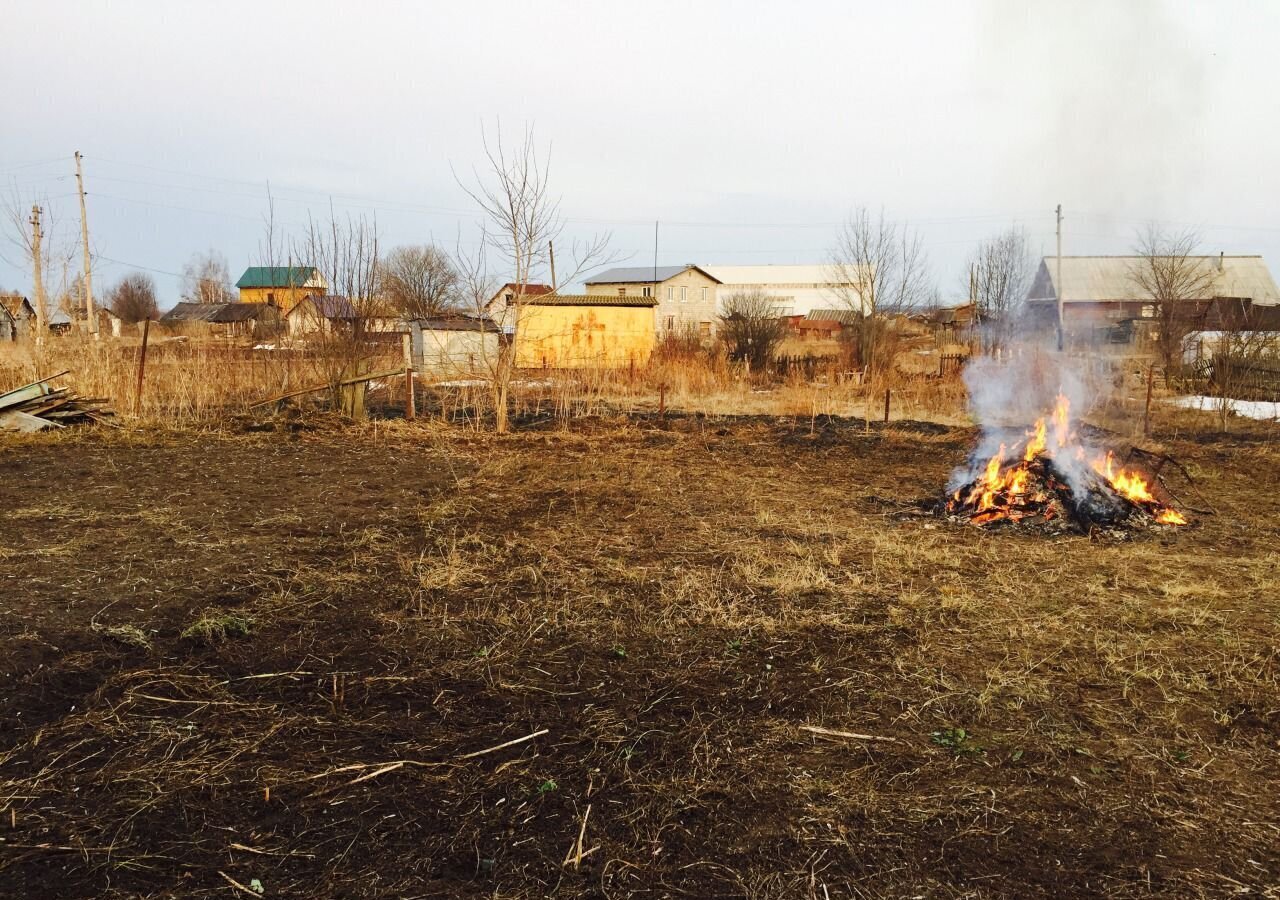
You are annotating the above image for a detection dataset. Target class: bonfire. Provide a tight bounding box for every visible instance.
[946,394,1187,530]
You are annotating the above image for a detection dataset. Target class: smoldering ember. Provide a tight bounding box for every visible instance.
[4,5,1280,900]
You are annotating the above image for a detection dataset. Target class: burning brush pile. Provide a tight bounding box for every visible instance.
[944,356,1188,533]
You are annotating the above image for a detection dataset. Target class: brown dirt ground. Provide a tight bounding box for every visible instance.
[1,414,1278,898]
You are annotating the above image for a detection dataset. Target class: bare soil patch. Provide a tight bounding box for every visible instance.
[1,417,1278,898]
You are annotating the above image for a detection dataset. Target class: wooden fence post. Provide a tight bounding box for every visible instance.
[883,387,891,423]
[1143,363,1154,438]
[134,317,151,417]
[402,333,416,421]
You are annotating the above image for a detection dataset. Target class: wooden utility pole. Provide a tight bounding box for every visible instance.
[134,317,151,416]
[74,151,98,338]
[548,241,557,291]
[29,206,47,346]
[1055,204,1064,352]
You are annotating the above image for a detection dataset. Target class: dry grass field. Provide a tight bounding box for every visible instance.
[2,409,1278,898]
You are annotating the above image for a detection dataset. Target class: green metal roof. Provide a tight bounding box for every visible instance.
[236,266,319,289]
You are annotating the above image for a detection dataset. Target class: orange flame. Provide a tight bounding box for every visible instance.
[1052,394,1071,448]
[1091,451,1157,504]
[949,397,1187,527]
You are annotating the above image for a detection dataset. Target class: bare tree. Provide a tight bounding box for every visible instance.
[292,212,384,418]
[107,272,159,323]
[827,206,932,374]
[379,245,459,318]
[719,289,787,373]
[966,226,1034,351]
[455,125,613,433]
[181,250,235,304]
[1129,225,1218,375]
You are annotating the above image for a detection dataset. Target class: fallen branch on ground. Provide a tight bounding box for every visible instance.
[800,725,899,744]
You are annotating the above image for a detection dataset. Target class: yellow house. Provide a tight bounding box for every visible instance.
[235,266,327,312]
[585,264,721,338]
[515,295,656,368]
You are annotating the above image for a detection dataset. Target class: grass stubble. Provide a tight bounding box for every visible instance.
[0,408,1277,898]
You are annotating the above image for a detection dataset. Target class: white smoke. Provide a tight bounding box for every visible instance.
[947,351,1102,498]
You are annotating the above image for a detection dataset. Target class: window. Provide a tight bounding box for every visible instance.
[642,286,652,297]
[666,287,673,301]
[1141,304,1155,318]
[699,321,712,338]
[618,287,626,297]
[700,287,708,303]
[665,316,675,331]
[267,292,275,304]
[680,287,687,303]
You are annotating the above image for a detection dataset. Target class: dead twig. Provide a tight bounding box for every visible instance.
[563,803,593,868]
[800,724,900,744]
[229,842,315,859]
[455,727,548,760]
[218,870,261,897]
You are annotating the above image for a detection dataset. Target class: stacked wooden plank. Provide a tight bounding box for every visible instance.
[0,371,113,432]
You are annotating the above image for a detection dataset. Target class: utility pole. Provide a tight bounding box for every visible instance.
[548,241,557,291]
[1055,204,1064,352]
[30,206,47,346]
[74,151,98,338]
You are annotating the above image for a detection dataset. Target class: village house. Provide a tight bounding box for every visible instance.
[286,296,403,337]
[585,265,720,338]
[235,266,327,311]
[484,283,553,331]
[515,294,657,369]
[1025,255,1280,342]
[406,315,501,374]
[1,294,36,340]
[704,265,865,318]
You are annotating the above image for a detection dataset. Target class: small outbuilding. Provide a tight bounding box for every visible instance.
[160,302,281,338]
[47,310,73,335]
[406,315,501,374]
[1,294,36,340]
[515,294,657,369]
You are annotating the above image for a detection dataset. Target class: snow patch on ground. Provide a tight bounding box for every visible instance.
[1169,395,1280,421]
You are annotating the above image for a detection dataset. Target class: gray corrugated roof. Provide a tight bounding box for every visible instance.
[291,295,357,319]
[409,314,497,332]
[526,294,657,308]
[585,265,721,285]
[161,302,228,322]
[211,303,275,323]
[1028,256,1280,305]
[805,308,863,325]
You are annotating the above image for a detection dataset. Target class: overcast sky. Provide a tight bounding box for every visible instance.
[3,0,1278,304]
